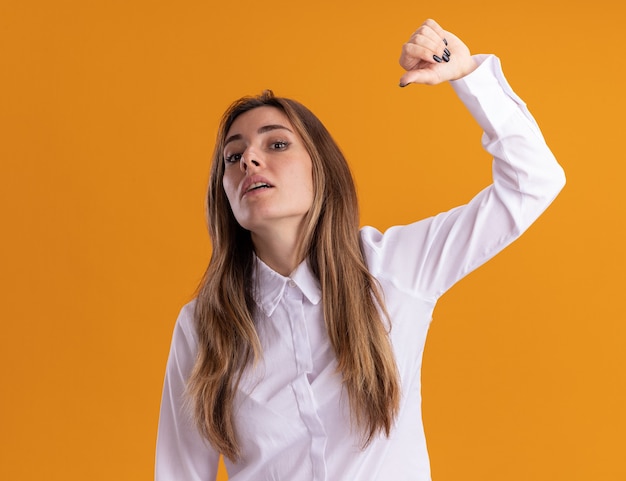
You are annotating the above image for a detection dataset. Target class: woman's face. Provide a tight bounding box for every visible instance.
[222,106,314,238]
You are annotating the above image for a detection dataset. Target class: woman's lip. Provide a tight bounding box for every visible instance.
[243,184,272,197]
[241,176,273,198]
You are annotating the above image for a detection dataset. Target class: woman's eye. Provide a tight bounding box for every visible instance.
[271,141,288,150]
[224,153,242,164]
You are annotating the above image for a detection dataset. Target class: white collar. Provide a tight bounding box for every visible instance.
[252,256,321,316]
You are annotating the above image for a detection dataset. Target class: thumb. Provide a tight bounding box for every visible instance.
[399,68,441,87]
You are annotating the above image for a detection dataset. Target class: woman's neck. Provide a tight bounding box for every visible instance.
[251,227,303,277]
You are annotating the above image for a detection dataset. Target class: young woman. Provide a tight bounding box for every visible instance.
[156,19,565,481]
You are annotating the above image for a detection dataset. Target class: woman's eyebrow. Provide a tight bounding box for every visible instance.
[224,133,241,147]
[224,124,294,147]
[257,124,293,135]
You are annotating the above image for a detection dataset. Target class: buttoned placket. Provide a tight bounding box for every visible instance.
[284,279,328,481]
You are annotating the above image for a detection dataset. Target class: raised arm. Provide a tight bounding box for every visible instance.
[362,20,566,299]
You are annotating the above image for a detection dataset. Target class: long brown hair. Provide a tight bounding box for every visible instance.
[188,91,400,461]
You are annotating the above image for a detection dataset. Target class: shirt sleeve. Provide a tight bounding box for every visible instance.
[361,54,566,301]
[155,301,220,481]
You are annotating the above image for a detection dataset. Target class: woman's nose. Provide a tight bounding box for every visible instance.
[240,149,261,172]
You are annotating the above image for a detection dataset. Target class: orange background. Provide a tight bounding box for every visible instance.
[1,1,624,480]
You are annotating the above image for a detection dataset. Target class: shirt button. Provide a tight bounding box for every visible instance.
[288,279,296,288]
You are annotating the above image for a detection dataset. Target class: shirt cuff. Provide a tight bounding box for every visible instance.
[450,54,539,136]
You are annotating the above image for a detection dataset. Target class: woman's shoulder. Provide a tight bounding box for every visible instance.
[358,218,434,275]
[359,217,434,254]
[178,298,197,318]
[170,299,198,346]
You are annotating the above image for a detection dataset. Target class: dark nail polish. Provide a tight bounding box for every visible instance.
[442,53,450,62]
[399,82,407,88]
[443,38,448,46]
[433,55,443,63]
[444,48,450,57]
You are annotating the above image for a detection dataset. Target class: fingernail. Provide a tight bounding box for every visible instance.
[433,55,443,63]
[399,82,407,88]
[443,38,448,46]
[442,53,450,62]
[444,48,450,57]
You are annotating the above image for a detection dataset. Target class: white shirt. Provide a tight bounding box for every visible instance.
[155,54,566,481]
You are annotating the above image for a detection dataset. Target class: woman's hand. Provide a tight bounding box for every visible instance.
[399,19,477,87]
